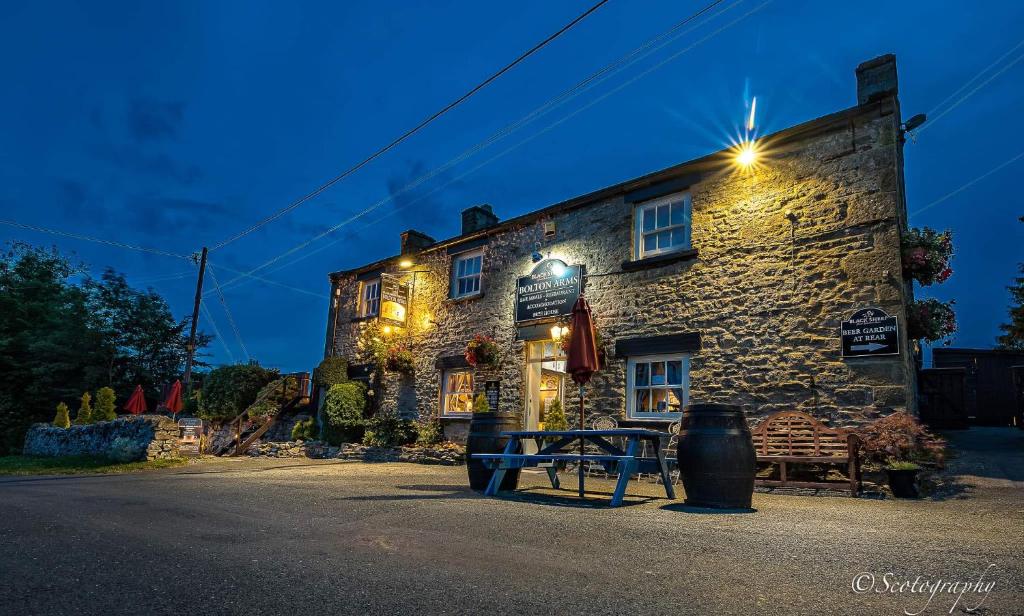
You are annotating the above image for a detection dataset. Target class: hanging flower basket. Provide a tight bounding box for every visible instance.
[901,227,953,286]
[906,298,957,342]
[465,334,500,368]
[385,346,416,375]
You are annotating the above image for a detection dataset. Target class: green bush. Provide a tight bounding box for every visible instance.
[323,382,367,444]
[313,356,348,388]
[543,399,568,431]
[363,408,418,448]
[248,375,302,417]
[415,416,444,446]
[291,418,319,441]
[198,364,278,420]
[94,387,116,422]
[52,403,70,429]
[473,392,490,413]
[74,392,93,425]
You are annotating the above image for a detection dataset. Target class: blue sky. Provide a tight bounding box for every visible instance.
[2,0,1023,372]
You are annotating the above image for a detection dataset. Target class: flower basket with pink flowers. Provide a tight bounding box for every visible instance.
[906,298,956,342]
[464,334,500,368]
[901,227,953,286]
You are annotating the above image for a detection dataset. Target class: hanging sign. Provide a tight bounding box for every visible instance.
[841,307,900,358]
[177,418,204,456]
[379,274,409,325]
[514,259,583,323]
[484,381,500,413]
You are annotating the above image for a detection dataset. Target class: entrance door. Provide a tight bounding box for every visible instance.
[524,340,566,452]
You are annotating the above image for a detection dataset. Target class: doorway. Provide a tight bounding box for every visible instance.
[525,340,567,442]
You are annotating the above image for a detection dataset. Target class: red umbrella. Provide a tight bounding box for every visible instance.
[565,294,600,497]
[163,380,183,416]
[124,385,147,415]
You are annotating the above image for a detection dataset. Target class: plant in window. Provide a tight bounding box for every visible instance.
[472,392,491,413]
[906,298,957,343]
[465,334,500,368]
[901,227,953,286]
[384,346,416,375]
[52,402,71,429]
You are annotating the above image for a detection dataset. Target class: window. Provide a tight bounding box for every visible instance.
[633,192,691,259]
[626,354,689,419]
[451,250,483,298]
[358,279,380,317]
[441,369,474,415]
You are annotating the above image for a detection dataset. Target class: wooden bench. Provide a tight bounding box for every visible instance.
[750,411,861,496]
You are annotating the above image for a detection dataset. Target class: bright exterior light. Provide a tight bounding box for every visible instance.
[398,259,413,268]
[550,262,566,277]
[382,325,392,335]
[736,141,758,168]
[550,325,564,340]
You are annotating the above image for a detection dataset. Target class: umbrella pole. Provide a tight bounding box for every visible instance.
[578,384,585,499]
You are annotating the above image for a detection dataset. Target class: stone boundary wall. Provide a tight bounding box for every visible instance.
[247,440,464,465]
[23,415,180,461]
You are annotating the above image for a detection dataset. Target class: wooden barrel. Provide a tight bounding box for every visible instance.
[676,403,755,508]
[466,412,521,492]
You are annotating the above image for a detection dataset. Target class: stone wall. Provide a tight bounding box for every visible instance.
[23,415,180,461]
[326,61,916,441]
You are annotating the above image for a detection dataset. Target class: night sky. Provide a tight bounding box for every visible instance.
[2,1,1022,373]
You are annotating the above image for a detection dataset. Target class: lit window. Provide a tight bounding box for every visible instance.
[633,192,692,259]
[441,369,474,415]
[451,250,483,298]
[358,279,380,317]
[626,354,689,419]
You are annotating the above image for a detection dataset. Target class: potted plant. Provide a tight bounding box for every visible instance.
[385,346,415,375]
[884,460,921,498]
[906,298,957,342]
[901,227,953,286]
[465,334,500,368]
[465,392,521,491]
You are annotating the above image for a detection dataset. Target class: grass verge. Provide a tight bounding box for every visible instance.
[0,455,189,476]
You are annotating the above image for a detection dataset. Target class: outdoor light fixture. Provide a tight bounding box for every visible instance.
[901,113,926,133]
[550,261,566,277]
[382,325,392,335]
[531,250,543,263]
[398,259,413,268]
[736,140,758,168]
[549,325,569,340]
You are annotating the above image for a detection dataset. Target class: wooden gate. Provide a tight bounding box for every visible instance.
[918,368,968,429]
[1014,366,1024,429]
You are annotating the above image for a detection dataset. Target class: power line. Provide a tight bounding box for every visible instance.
[206,265,251,363]
[200,300,237,365]
[909,149,1024,217]
[205,261,328,299]
[215,0,744,293]
[0,219,192,260]
[209,0,613,252]
[925,38,1024,118]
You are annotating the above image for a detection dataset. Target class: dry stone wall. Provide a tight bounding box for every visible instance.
[23,415,180,461]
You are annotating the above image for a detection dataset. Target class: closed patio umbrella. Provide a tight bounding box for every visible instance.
[565,294,600,498]
[124,385,147,415]
[163,380,183,416]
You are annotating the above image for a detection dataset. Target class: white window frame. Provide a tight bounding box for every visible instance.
[625,353,690,419]
[633,192,692,260]
[358,278,380,317]
[441,368,474,416]
[450,249,483,299]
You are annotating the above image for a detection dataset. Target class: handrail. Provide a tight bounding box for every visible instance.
[214,372,309,456]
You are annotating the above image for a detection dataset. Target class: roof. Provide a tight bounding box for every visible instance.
[330,98,897,279]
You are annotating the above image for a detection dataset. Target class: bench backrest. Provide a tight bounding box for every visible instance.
[751,411,856,457]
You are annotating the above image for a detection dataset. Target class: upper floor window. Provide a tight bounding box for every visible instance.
[358,279,380,317]
[626,354,689,419]
[451,250,483,298]
[633,192,691,260]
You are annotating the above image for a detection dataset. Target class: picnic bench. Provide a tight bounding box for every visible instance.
[472,429,675,507]
[751,411,861,496]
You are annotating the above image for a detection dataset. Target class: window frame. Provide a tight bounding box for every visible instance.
[625,353,690,420]
[440,368,475,417]
[358,278,381,318]
[632,192,692,260]
[450,249,484,299]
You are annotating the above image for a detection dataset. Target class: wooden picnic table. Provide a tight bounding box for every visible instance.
[471,429,675,507]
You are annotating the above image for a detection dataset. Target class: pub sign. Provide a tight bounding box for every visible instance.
[840,307,900,358]
[514,259,583,323]
[379,273,410,325]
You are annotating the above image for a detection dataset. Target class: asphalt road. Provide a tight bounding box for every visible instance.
[1,428,1022,616]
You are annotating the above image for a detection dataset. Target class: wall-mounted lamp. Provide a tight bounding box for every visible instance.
[382,325,393,335]
[735,140,758,168]
[398,259,414,269]
[550,325,570,340]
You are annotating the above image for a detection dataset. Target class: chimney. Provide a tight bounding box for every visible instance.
[400,229,435,255]
[461,204,499,235]
[855,54,898,106]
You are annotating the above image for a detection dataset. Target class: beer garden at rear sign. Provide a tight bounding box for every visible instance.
[840,307,900,358]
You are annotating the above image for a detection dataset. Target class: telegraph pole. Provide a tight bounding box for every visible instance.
[183,247,208,389]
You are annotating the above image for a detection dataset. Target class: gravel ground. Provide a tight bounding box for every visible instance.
[0,428,1021,616]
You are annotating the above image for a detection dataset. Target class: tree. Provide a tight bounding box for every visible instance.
[997,217,1024,350]
[323,382,367,444]
[53,402,70,429]
[198,364,278,420]
[94,387,117,422]
[75,392,93,425]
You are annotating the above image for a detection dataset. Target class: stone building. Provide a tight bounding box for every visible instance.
[324,55,917,442]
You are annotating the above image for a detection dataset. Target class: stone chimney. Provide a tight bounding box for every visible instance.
[400,229,435,255]
[855,54,898,106]
[461,204,499,235]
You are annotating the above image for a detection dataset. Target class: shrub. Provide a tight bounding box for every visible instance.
[323,382,367,444]
[74,392,93,425]
[291,418,319,441]
[385,347,415,375]
[415,416,444,446]
[473,392,491,413]
[52,403,71,429]
[94,387,116,422]
[313,356,348,388]
[108,436,144,463]
[858,411,946,468]
[543,399,568,431]
[362,408,417,447]
[198,364,278,420]
[248,375,303,418]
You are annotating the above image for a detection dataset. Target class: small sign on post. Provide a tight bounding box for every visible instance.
[841,308,900,358]
[177,417,204,456]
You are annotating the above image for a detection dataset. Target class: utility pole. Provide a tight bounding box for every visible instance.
[183,247,208,389]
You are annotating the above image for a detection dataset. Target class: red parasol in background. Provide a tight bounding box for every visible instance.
[163,380,183,416]
[565,294,600,497]
[124,385,147,415]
